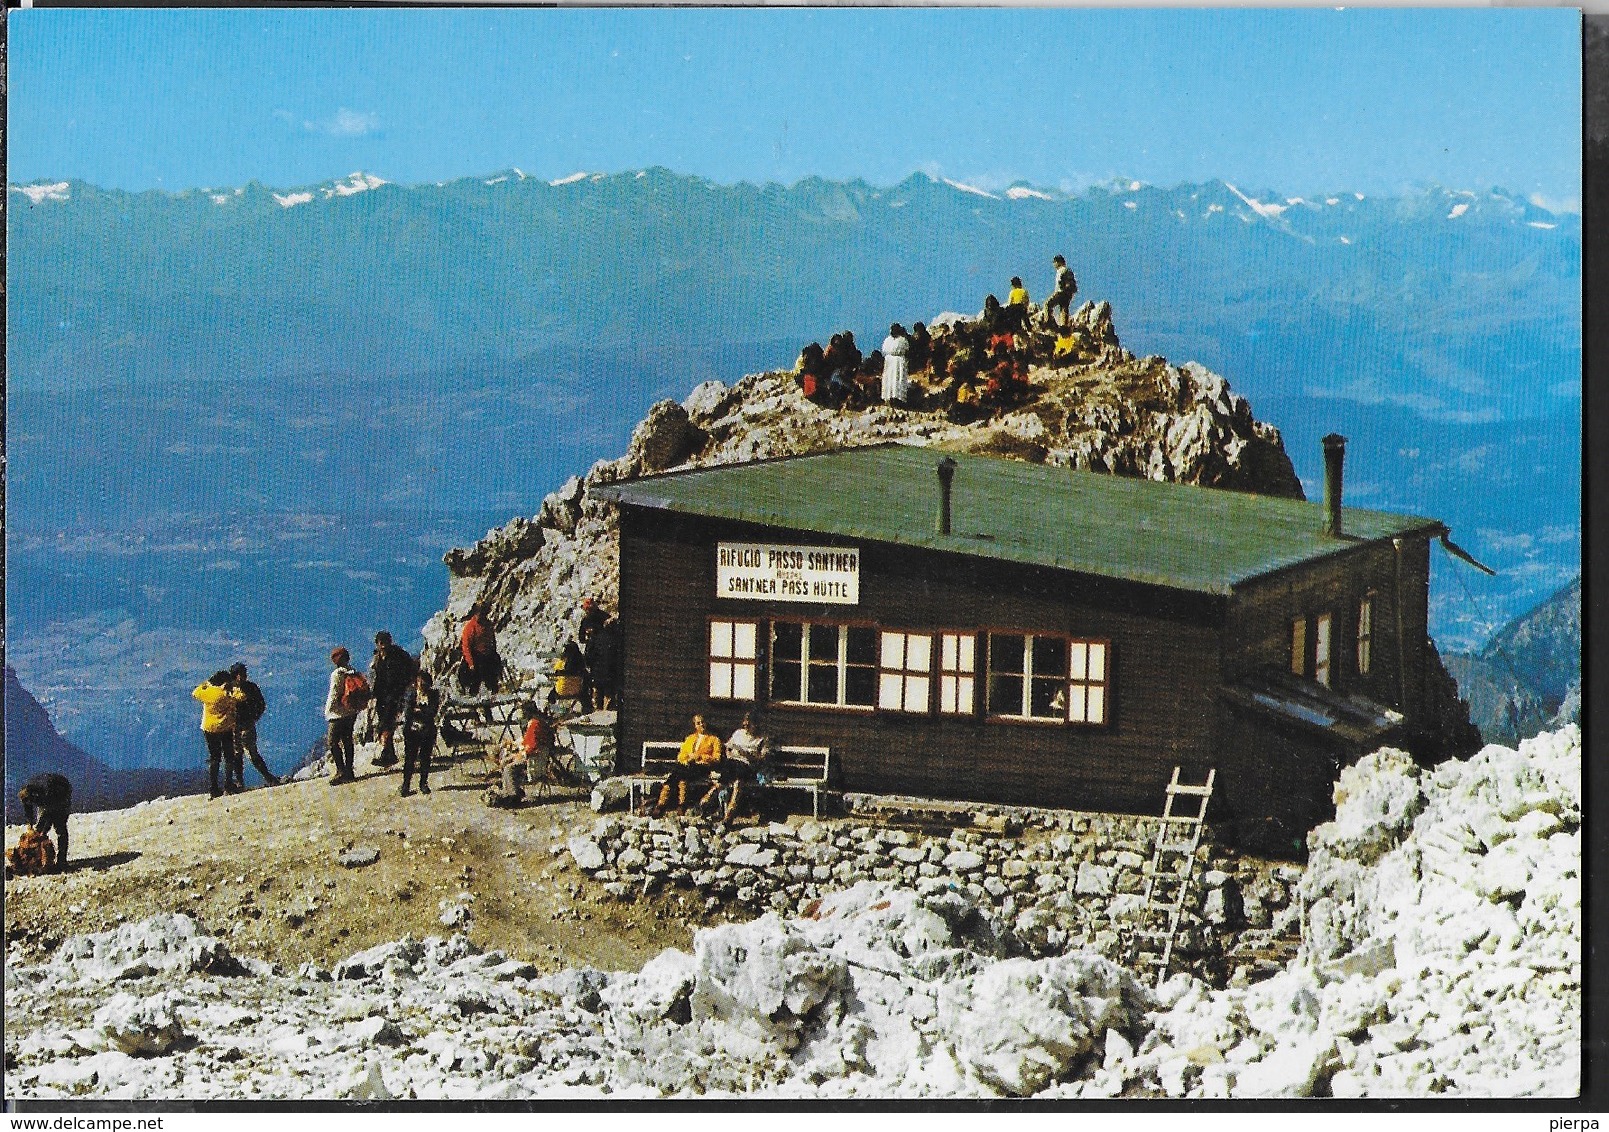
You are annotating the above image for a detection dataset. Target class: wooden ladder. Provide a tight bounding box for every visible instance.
[1130,766,1216,987]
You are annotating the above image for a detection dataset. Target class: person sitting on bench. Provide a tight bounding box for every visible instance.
[700,713,770,823]
[651,714,721,816]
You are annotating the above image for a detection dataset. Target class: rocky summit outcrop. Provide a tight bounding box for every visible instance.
[421,301,1300,679]
[5,728,1577,1099]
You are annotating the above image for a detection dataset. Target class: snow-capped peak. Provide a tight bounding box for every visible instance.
[942,178,999,200]
[323,171,387,198]
[550,172,588,187]
[1006,185,1054,201]
[272,191,314,209]
[11,182,71,204]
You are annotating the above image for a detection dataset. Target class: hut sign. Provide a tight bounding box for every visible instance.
[716,543,860,603]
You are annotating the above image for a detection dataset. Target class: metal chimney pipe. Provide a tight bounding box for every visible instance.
[936,456,957,535]
[1322,433,1347,537]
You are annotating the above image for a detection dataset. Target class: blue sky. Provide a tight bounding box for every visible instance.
[8,7,1583,207]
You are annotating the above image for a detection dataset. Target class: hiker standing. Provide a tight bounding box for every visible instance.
[1005,277,1031,336]
[400,670,440,797]
[193,670,243,798]
[1045,254,1078,329]
[325,647,364,785]
[584,617,623,712]
[18,773,72,871]
[458,604,503,696]
[229,663,280,786]
[369,630,415,769]
[880,324,911,405]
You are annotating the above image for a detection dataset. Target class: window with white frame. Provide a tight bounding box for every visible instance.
[1357,596,1374,676]
[879,631,933,713]
[939,632,976,715]
[987,632,1108,724]
[1314,612,1333,688]
[708,620,758,700]
[770,622,877,708]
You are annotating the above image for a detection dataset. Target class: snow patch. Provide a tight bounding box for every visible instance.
[484,176,509,185]
[12,182,70,204]
[1223,182,1288,220]
[1339,237,1352,245]
[1129,180,1144,191]
[1207,204,1225,214]
[1447,203,1470,219]
[1325,198,1340,206]
[1006,186,1053,201]
[273,192,314,208]
[1124,201,1137,210]
[210,194,230,205]
[943,178,999,200]
[1529,221,1557,230]
[322,172,387,198]
[550,172,588,187]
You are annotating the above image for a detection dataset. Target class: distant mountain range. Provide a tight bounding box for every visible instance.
[9,170,1579,423]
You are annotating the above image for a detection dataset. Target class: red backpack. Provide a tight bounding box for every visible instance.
[341,671,372,713]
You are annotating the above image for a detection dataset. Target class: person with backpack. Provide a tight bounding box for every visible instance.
[229,663,280,787]
[1045,254,1078,329]
[1005,277,1031,336]
[17,772,72,872]
[584,616,623,711]
[400,669,441,797]
[193,670,243,798]
[325,646,367,784]
[369,630,416,769]
[458,604,503,697]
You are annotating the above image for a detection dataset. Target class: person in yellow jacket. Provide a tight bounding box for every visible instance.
[651,714,722,816]
[193,670,244,798]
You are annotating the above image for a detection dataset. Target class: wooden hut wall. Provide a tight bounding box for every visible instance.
[1221,538,1432,717]
[618,506,1227,816]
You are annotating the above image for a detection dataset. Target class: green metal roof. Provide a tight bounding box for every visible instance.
[601,444,1443,595]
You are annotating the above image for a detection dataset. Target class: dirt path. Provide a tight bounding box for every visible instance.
[5,754,693,975]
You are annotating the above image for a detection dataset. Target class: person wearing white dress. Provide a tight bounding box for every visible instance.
[880,323,911,404]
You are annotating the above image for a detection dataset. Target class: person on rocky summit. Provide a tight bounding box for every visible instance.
[325,647,364,785]
[458,604,503,697]
[1004,276,1031,336]
[650,713,722,817]
[1044,254,1078,329]
[399,669,441,797]
[193,669,243,798]
[368,630,416,769]
[228,663,281,787]
[17,772,72,871]
[880,323,911,406]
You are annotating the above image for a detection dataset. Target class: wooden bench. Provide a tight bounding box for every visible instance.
[625,742,832,820]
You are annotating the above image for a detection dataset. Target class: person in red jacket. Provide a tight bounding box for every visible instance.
[459,604,504,696]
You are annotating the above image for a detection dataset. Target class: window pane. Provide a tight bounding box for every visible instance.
[846,627,877,666]
[1067,683,1087,723]
[1069,641,1087,681]
[906,634,932,672]
[1032,636,1068,678]
[710,661,732,699]
[733,621,757,660]
[1087,685,1105,724]
[773,660,802,702]
[940,675,957,713]
[989,672,1024,715]
[942,634,958,670]
[711,621,733,659]
[1088,643,1106,682]
[1030,675,1062,718]
[733,663,756,701]
[774,621,802,658]
[845,665,877,706]
[957,676,974,714]
[905,676,929,713]
[809,623,838,659]
[880,673,903,710]
[990,634,1025,674]
[958,635,975,671]
[808,663,838,704]
[881,632,905,670]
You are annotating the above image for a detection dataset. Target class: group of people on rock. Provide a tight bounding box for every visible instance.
[646,712,772,825]
[794,253,1086,421]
